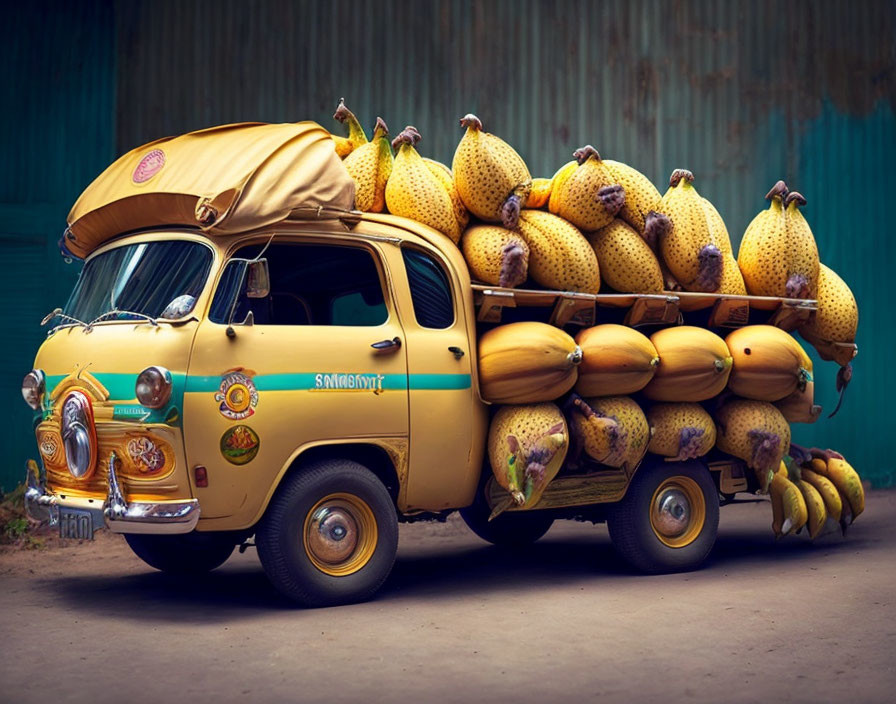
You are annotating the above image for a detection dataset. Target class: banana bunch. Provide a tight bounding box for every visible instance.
[769,447,865,538]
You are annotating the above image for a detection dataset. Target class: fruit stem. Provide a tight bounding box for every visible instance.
[784,191,807,208]
[669,169,695,187]
[573,145,601,164]
[596,184,625,216]
[501,194,523,229]
[459,114,482,131]
[372,117,389,140]
[498,241,527,288]
[391,126,420,151]
[643,211,671,250]
[697,244,723,292]
[765,180,789,201]
[785,273,810,299]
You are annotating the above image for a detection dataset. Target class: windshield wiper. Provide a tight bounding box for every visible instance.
[41,308,89,331]
[88,309,159,328]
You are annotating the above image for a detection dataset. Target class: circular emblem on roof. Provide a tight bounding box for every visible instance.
[132,148,166,184]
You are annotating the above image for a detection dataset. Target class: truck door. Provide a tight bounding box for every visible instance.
[395,245,486,512]
[183,237,409,525]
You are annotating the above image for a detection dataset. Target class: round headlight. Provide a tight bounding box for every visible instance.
[22,369,45,410]
[61,391,96,479]
[136,366,173,409]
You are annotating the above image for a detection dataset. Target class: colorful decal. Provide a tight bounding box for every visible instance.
[215,372,259,420]
[313,372,385,394]
[132,148,166,184]
[127,436,166,474]
[220,425,260,465]
[39,435,58,458]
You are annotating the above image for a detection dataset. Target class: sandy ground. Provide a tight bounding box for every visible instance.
[1,492,895,703]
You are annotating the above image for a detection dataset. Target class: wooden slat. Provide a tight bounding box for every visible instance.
[486,470,629,512]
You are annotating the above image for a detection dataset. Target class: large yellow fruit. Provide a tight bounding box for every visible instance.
[548,146,625,231]
[646,403,716,460]
[567,395,649,470]
[516,210,600,293]
[574,324,659,396]
[700,197,734,256]
[738,183,820,299]
[477,322,582,404]
[725,325,813,402]
[796,478,826,539]
[587,220,664,293]
[718,255,748,296]
[385,127,462,242]
[423,157,469,230]
[460,225,529,288]
[799,263,859,365]
[452,114,532,228]
[657,169,725,292]
[342,117,393,213]
[714,398,791,491]
[487,403,568,508]
[773,381,821,424]
[642,326,733,402]
[330,98,367,158]
[525,177,553,208]
[603,159,670,247]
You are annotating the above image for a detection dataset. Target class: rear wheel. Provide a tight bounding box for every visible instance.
[607,460,719,573]
[256,460,398,607]
[460,478,554,547]
[125,532,236,574]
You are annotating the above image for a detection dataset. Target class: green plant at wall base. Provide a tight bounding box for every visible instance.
[4,517,28,540]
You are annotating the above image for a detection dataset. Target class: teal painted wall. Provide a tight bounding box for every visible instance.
[1,2,116,491]
[2,0,894,490]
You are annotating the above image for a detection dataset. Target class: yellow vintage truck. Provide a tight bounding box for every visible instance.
[22,121,822,606]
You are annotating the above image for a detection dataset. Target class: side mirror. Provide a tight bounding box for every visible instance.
[246,259,270,299]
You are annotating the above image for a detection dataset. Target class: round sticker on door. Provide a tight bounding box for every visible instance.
[132,148,166,184]
[215,371,259,420]
[220,425,260,465]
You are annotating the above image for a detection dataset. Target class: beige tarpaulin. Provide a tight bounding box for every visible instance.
[65,121,355,258]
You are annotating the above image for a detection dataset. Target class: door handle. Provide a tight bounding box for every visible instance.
[371,337,401,351]
[448,346,465,359]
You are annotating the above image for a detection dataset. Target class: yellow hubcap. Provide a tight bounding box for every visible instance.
[303,493,378,577]
[649,477,706,548]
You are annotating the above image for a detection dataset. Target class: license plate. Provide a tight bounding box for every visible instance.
[59,507,95,540]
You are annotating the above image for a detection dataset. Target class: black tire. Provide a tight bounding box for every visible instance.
[607,459,719,574]
[460,478,554,547]
[256,459,398,607]
[125,532,236,574]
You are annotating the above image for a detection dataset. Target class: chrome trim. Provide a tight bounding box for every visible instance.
[23,455,200,536]
[103,452,200,534]
[24,460,57,526]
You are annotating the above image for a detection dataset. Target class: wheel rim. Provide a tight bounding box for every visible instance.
[303,493,378,577]
[649,477,706,548]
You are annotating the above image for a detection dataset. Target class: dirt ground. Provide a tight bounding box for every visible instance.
[1,492,895,704]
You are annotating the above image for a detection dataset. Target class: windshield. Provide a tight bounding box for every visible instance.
[64,240,213,322]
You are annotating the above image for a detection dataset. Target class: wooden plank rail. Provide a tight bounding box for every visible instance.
[471,284,820,331]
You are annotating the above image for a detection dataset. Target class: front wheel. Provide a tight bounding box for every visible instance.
[607,460,719,574]
[256,460,398,607]
[125,532,236,574]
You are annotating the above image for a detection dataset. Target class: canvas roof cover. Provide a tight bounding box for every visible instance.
[65,121,355,258]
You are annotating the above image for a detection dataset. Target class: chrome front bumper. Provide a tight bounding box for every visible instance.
[24,454,200,536]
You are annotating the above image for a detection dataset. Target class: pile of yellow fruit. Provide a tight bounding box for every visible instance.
[330,101,862,539]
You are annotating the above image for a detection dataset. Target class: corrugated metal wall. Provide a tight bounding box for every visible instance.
[3,0,894,490]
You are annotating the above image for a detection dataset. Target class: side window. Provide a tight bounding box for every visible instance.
[402,248,455,329]
[209,242,387,326]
